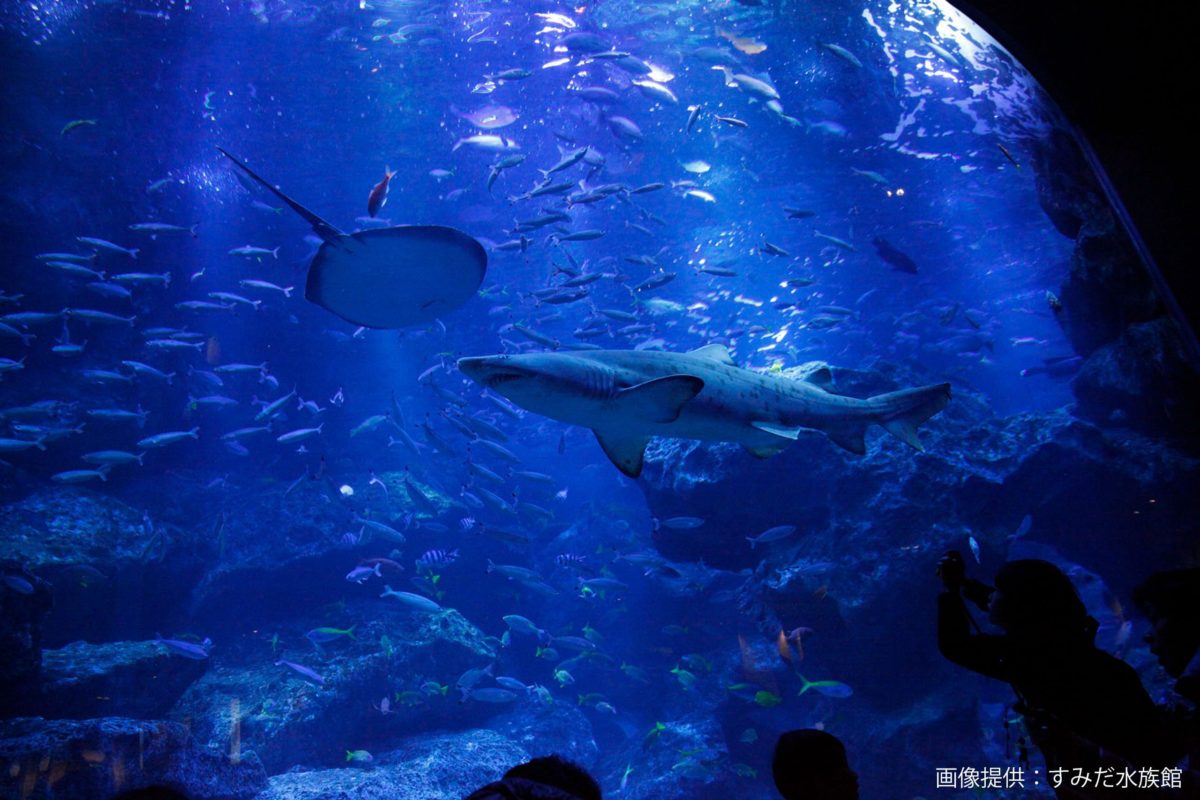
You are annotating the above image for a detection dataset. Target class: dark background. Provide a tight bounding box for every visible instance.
[958,0,1194,355]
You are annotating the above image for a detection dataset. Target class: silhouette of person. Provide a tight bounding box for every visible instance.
[1133,568,1200,705]
[1133,568,1199,791]
[111,788,190,800]
[937,552,1182,796]
[464,754,601,800]
[771,729,858,800]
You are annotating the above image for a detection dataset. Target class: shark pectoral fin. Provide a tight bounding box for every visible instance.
[594,429,650,478]
[614,375,704,423]
[826,425,868,455]
[743,441,791,459]
[751,421,802,440]
[688,343,736,366]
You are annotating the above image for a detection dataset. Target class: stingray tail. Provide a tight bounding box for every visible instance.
[216,147,344,242]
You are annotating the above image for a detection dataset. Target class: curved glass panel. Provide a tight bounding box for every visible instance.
[1,1,1195,798]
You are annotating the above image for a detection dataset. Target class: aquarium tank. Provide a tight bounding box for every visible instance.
[1,0,1197,798]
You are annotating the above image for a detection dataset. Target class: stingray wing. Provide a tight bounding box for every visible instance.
[306,226,488,329]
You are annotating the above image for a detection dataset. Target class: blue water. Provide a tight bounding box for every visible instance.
[2,1,1170,798]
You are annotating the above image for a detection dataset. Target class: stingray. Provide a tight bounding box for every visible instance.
[217,147,487,329]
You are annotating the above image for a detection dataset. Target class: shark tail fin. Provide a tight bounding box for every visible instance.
[869,383,952,451]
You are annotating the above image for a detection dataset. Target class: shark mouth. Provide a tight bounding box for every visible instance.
[483,371,524,388]
[458,356,529,390]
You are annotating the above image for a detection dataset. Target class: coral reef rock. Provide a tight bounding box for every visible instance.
[172,607,497,772]
[1072,317,1200,443]
[491,699,599,769]
[0,562,53,715]
[0,489,203,648]
[0,716,265,800]
[40,639,207,720]
[254,729,527,800]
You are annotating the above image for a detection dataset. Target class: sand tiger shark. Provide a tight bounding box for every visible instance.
[458,345,951,478]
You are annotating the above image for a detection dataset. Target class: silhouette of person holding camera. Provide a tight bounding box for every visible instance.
[937,552,1180,797]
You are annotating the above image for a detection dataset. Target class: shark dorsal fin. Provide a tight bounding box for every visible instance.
[804,366,834,391]
[793,361,835,391]
[594,429,650,478]
[688,344,735,366]
[614,375,704,423]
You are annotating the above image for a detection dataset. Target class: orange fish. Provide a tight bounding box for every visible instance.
[776,629,793,665]
[737,633,754,671]
[367,166,396,217]
[81,750,106,764]
[786,627,811,661]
